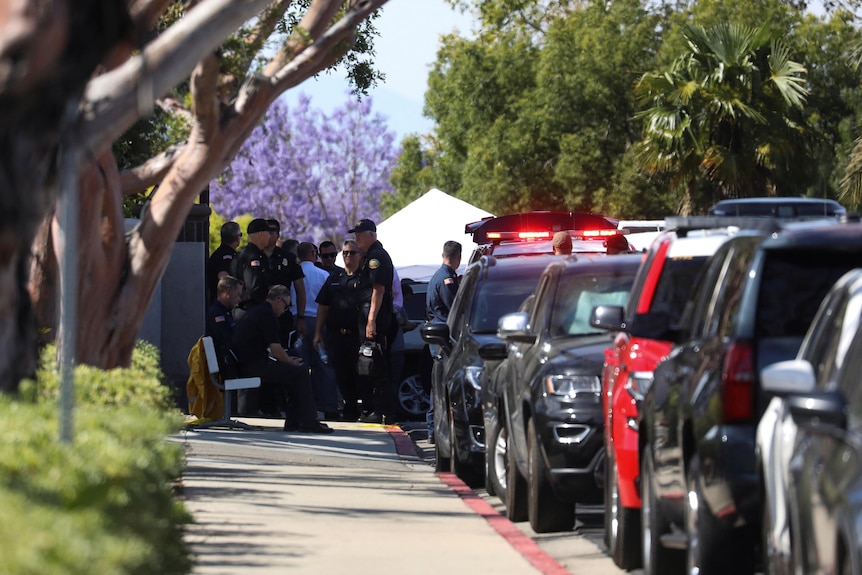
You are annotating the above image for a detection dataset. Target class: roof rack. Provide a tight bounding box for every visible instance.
[664,216,787,238]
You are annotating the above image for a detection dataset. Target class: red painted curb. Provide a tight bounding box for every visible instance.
[387,427,571,575]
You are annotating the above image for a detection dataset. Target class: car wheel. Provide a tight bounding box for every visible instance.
[685,455,754,575]
[527,421,574,533]
[505,435,528,522]
[607,452,642,569]
[450,409,483,487]
[486,419,508,502]
[396,373,430,420]
[641,448,683,575]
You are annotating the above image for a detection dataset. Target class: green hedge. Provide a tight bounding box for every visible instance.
[0,342,192,575]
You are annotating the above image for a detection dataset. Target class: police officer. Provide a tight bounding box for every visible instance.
[263,219,307,351]
[426,240,462,323]
[205,275,242,359]
[314,239,364,421]
[230,285,333,433]
[425,240,462,443]
[207,221,241,304]
[230,218,272,319]
[350,218,397,424]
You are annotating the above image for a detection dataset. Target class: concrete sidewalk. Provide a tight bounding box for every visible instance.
[179,418,570,575]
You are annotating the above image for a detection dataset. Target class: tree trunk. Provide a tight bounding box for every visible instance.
[7,0,389,389]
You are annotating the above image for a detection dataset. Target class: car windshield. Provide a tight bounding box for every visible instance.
[470,277,541,333]
[551,272,634,337]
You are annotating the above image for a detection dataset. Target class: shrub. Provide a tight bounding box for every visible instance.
[0,342,192,574]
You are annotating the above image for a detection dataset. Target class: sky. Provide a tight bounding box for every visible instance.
[282,0,475,143]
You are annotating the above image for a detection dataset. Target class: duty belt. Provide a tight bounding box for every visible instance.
[338,328,355,334]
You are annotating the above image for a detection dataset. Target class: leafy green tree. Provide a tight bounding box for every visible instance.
[635,23,809,214]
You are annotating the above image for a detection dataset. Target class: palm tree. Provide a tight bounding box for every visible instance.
[635,23,808,214]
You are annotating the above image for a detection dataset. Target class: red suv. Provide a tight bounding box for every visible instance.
[592,217,746,569]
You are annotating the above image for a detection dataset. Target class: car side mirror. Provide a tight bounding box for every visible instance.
[590,305,625,331]
[498,312,536,344]
[420,322,451,348]
[760,359,815,396]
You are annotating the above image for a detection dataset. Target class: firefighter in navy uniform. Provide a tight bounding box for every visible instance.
[313,239,364,421]
[424,240,462,443]
[350,218,397,424]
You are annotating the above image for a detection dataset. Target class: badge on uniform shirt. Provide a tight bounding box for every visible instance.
[282,258,288,266]
[222,254,233,261]
[444,278,454,285]
[369,259,380,269]
[250,260,261,267]
[214,315,226,323]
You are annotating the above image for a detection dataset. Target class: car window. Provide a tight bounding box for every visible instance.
[755,250,862,339]
[551,272,635,337]
[469,276,542,333]
[649,256,709,326]
[686,242,734,338]
[714,241,759,338]
[836,328,862,433]
[801,285,851,380]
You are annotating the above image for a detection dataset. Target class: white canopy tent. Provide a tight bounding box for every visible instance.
[374,189,493,281]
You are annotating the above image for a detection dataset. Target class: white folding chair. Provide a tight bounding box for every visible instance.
[195,336,261,430]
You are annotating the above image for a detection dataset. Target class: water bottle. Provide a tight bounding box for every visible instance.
[318,344,329,365]
[293,335,303,349]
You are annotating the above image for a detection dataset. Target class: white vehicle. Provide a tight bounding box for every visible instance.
[617,220,666,251]
[758,268,862,575]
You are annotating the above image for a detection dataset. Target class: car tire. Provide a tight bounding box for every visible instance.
[607,452,642,570]
[641,448,683,575]
[450,409,483,487]
[527,421,575,533]
[396,373,430,420]
[486,419,508,502]
[685,456,755,575]
[505,436,528,522]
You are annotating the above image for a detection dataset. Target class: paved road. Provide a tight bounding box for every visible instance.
[179,418,634,575]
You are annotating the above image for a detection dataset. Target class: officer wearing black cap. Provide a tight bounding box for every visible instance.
[349,218,397,423]
[230,218,272,320]
[264,218,307,340]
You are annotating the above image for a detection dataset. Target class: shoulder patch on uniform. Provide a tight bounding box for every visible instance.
[250,260,261,267]
[214,315,226,323]
[369,259,380,269]
[222,254,233,260]
[443,277,454,285]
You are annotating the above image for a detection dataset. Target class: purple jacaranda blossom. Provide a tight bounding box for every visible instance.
[211,92,399,243]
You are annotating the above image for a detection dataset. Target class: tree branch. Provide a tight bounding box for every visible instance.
[80,0,272,154]
[119,144,186,195]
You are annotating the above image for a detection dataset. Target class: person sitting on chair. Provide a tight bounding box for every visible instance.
[230,284,334,434]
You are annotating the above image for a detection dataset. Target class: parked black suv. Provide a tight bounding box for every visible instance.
[420,254,558,486]
[638,218,862,575]
[484,254,642,533]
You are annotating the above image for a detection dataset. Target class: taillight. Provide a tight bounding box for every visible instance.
[581,229,620,238]
[721,341,755,422]
[518,231,551,239]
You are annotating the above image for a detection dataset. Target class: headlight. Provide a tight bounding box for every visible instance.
[465,366,484,391]
[626,371,653,401]
[544,375,600,397]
